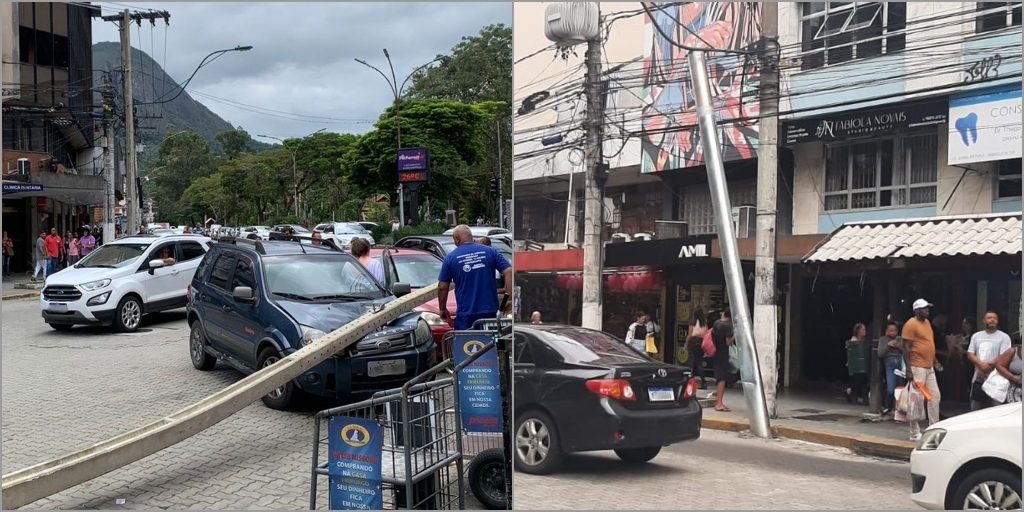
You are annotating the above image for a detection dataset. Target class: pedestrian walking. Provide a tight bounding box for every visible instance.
[902,299,943,442]
[711,319,737,412]
[876,320,905,415]
[44,228,62,277]
[67,231,80,267]
[436,224,512,330]
[845,323,871,405]
[62,230,73,269]
[2,231,14,277]
[687,309,709,389]
[966,311,1012,410]
[32,232,47,281]
[624,312,649,352]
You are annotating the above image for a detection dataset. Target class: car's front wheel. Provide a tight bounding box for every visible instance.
[189,321,217,371]
[257,348,295,410]
[513,409,564,475]
[614,446,662,464]
[114,295,143,333]
[950,467,1022,510]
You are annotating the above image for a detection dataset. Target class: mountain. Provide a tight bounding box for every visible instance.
[92,42,274,156]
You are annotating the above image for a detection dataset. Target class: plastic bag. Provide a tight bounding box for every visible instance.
[645,334,658,355]
[896,385,910,414]
[728,345,740,372]
[906,384,927,422]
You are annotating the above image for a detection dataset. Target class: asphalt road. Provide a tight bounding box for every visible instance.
[1,298,486,510]
[512,428,919,510]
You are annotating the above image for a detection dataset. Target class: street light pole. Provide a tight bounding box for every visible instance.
[258,129,325,220]
[355,51,444,227]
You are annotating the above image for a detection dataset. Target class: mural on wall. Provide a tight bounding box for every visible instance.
[641,2,762,173]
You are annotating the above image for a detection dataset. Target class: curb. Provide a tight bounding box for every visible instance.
[700,415,915,461]
[2,291,40,301]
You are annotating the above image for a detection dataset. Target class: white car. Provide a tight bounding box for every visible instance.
[313,222,375,247]
[910,402,1021,510]
[241,225,271,239]
[40,234,212,332]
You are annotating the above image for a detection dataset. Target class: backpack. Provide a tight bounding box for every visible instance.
[701,329,717,358]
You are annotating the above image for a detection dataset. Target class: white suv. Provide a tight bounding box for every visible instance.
[312,222,376,247]
[40,234,211,332]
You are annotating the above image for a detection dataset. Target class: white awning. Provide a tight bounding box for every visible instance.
[803,212,1022,263]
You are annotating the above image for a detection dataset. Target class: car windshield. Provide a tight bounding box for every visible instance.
[386,253,441,288]
[76,243,151,268]
[538,328,651,364]
[492,241,514,262]
[262,254,386,301]
[338,224,369,234]
[278,225,309,233]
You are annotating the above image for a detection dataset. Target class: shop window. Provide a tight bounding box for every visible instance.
[997,158,1023,199]
[822,133,938,212]
[18,27,33,63]
[976,2,1023,33]
[799,2,906,70]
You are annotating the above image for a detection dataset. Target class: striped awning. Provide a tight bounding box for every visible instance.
[803,212,1022,263]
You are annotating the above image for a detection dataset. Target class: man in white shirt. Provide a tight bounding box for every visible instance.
[967,310,1013,410]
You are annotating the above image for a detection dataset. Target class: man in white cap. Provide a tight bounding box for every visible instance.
[901,298,943,442]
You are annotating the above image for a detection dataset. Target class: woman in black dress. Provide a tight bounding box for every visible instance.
[712,320,736,412]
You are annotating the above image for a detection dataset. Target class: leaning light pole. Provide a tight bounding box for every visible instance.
[688,50,772,439]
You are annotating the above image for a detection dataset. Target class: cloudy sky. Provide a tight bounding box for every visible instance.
[91,2,511,141]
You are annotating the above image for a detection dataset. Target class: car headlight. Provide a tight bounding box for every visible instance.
[87,292,111,306]
[917,428,946,451]
[414,320,431,345]
[420,312,446,326]
[80,279,111,292]
[300,325,327,346]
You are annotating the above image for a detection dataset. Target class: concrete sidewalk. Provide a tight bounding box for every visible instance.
[2,273,44,300]
[696,386,970,461]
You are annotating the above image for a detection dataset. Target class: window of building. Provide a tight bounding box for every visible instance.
[800,2,907,70]
[976,2,1023,33]
[822,133,938,211]
[997,158,1023,199]
[681,179,757,235]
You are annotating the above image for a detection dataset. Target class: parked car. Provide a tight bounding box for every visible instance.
[186,237,435,410]
[313,222,376,247]
[40,234,212,332]
[358,221,380,232]
[443,226,510,238]
[512,325,701,475]
[242,226,272,239]
[394,235,513,264]
[268,224,310,240]
[910,402,1021,510]
[369,246,456,354]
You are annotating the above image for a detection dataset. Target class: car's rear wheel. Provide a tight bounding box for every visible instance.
[513,409,564,475]
[258,348,295,410]
[614,446,662,464]
[950,467,1022,510]
[189,321,217,371]
[48,323,73,331]
[114,296,142,333]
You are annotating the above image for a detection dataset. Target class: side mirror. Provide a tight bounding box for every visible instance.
[148,259,165,274]
[232,286,255,302]
[392,282,412,297]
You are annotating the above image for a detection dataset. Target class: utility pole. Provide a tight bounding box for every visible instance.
[101,82,117,245]
[689,50,772,439]
[103,9,170,235]
[581,19,604,331]
[754,2,780,418]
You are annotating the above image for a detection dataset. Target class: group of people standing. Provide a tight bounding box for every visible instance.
[27,227,98,282]
[846,299,1022,442]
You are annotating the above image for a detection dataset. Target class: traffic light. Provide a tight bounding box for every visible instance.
[489,178,500,197]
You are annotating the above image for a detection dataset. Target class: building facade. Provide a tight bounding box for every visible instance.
[2,2,105,274]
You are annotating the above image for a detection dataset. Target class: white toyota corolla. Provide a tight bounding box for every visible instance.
[910,401,1021,510]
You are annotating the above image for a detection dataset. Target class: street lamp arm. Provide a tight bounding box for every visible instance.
[398,56,446,99]
[355,59,398,100]
[138,46,252,106]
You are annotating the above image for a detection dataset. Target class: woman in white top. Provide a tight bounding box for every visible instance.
[995,343,1022,404]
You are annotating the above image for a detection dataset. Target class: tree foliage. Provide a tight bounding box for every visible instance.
[150,130,216,223]
[215,128,251,160]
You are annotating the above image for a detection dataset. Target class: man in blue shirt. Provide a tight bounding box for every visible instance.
[438,225,512,330]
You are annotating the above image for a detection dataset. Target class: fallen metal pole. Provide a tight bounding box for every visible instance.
[1,285,438,510]
[688,50,772,439]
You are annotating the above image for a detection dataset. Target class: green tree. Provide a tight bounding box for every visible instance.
[181,173,229,222]
[215,128,251,160]
[150,130,217,224]
[284,132,357,203]
[219,150,293,224]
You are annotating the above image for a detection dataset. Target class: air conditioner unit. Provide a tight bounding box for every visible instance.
[633,232,654,242]
[733,205,756,238]
[654,220,688,240]
[610,233,631,243]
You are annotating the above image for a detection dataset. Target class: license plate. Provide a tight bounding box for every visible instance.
[648,386,675,402]
[367,359,406,378]
[48,302,69,313]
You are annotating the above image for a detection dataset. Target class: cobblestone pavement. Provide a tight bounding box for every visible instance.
[2,298,486,509]
[512,429,919,510]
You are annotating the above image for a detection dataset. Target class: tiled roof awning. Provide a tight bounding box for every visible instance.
[803,213,1023,263]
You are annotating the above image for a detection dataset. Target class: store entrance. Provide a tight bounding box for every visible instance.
[799,277,875,386]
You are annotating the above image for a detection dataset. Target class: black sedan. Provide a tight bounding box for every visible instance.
[512,325,702,475]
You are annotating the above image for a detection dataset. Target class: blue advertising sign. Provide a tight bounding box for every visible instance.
[396,147,428,171]
[328,416,384,510]
[2,183,43,194]
[452,332,502,433]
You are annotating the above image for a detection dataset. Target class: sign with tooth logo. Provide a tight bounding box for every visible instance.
[948,86,1022,165]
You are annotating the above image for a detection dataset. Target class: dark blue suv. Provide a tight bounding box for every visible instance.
[186,236,436,410]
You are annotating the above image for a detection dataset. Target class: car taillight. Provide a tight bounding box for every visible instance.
[682,378,697,400]
[585,379,636,401]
